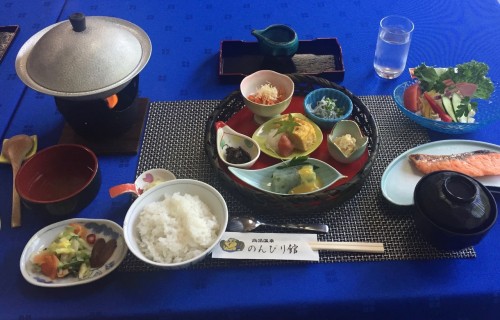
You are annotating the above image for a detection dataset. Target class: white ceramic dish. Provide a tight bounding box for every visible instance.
[215,121,260,168]
[252,113,323,160]
[109,168,176,198]
[20,218,127,287]
[381,139,500,206]
[240,70,294,124]
[327,120,368,164]
[123,179,228,269]
[228,158,347,196]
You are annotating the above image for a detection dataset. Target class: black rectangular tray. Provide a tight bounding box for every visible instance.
[0,25,19,63]
[219,38,345,83]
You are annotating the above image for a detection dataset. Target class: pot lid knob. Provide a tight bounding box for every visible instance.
[69,12,86,32]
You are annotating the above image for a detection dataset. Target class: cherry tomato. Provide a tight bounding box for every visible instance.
[277,134,294,157]
[86,234,97,245]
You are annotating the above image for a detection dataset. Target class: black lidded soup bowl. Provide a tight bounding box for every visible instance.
[413,170,497,250]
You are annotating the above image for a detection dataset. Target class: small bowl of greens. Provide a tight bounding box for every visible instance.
[304,88,353,129]
[393,60,498,134]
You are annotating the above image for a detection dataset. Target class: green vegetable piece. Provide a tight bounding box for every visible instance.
[413,60,494,100]
[412,64,441,92]
[276,156,309,169]
[273,114,300,137]
[276,156,319,170]
[78,262,90,279]
[454,96,471,118]
[442,96,457,122]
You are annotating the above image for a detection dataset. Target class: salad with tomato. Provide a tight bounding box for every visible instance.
[403,60,494,123]
[31,223,94,280]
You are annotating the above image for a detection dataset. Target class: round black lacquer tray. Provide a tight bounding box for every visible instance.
[204,74,380,214]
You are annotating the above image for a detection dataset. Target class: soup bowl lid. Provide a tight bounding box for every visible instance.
[414,171,496,234]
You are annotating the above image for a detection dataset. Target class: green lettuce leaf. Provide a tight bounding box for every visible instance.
[412,60,494,100]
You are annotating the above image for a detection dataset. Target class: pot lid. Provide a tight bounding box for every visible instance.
[15,13,151,100]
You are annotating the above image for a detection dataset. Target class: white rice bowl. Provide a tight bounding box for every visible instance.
[123,179,228,268]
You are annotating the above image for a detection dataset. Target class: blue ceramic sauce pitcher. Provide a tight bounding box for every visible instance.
[251,24,299,57]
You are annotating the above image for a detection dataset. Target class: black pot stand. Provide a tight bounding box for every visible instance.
[58,97,149,155]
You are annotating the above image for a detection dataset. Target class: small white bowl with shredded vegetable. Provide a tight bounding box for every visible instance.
[240,70,294,124]
[304,88,353,129]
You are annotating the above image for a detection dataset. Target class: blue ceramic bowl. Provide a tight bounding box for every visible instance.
[304,88,353,130]
[393,80,500,134]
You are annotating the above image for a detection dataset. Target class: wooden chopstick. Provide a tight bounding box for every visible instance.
[309,241,385,254]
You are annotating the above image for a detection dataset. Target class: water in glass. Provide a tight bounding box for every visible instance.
[374,27,411,79]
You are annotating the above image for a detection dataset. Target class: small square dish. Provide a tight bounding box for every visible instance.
[219,38,345,83]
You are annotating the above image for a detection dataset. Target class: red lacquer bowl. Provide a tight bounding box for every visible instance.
[16,144,101,216]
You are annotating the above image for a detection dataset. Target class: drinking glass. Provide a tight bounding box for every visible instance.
[373,15,414,79]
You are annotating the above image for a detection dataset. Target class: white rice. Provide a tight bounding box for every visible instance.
[136,192,220,263]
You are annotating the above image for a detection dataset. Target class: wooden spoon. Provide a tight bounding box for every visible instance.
[1,135,34,228]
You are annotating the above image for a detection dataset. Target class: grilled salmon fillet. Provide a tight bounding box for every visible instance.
[408,150,500,177]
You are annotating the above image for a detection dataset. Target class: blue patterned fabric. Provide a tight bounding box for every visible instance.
[1,0,500,319]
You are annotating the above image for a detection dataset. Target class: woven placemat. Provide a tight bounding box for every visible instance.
[118,96,475,272]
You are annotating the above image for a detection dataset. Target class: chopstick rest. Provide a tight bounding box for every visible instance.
[309,241,385,254]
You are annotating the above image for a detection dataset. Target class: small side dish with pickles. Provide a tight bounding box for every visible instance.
[327,120,368,164]
[30,222,118,280]
[310,96,345,119]
[304,87,353,129]
[215,121,260,168]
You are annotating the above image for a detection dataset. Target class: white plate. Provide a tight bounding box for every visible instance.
[381,140,500,206]
[20,218,128,287]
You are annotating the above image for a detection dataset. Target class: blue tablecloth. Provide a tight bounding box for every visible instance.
[1,0,500,319]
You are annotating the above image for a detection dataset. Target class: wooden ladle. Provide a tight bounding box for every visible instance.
[1,135,34,228]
